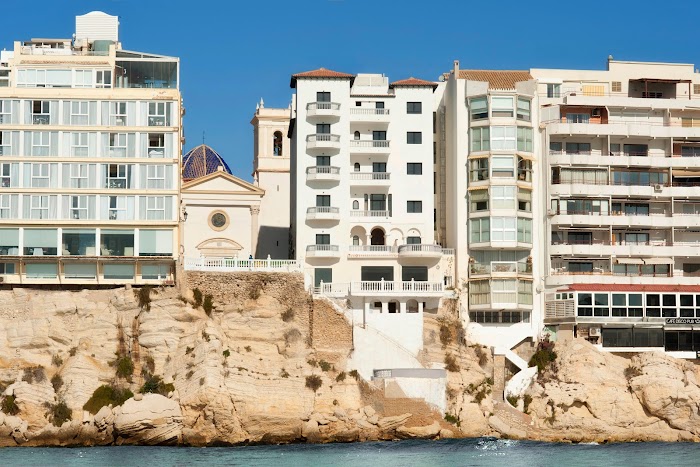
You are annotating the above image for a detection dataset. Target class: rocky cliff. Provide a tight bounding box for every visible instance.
[0,275,699,445]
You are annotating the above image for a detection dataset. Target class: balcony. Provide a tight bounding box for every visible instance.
[306,206,340,221]
[397,244,443,259]
[306,134,341,150]
[307,102,341,119]
[349,140,390,154]
[306,166,341,182]
[347,245,398,258]
[32,114,50,125]
[470,261,531,277]
[305,244,340,258]
[350,280,444,297]
[349,172,391,186]
[350,107,391,122]
[350,210,391,220]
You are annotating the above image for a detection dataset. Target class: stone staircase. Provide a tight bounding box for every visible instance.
[489,401,537,439]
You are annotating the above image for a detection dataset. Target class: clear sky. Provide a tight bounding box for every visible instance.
[2,1,697,179]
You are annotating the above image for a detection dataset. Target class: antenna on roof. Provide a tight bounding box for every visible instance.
[202,131,205,145]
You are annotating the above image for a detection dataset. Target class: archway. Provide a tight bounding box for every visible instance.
[371,228,385,246]
[273,131,283,156]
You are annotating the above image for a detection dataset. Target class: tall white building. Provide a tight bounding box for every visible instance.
[534,58,700,357]
[0,11,181,285]
[438,62,542,364]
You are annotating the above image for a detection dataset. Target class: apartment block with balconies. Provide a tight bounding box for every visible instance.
[0,12,181,285]
[289,69,453,317]
[533,58,700,355]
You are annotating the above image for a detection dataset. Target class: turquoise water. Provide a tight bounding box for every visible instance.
[1,438,699,466]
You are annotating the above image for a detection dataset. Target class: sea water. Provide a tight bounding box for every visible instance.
[1,438,699,466]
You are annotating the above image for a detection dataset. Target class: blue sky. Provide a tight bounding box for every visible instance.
[2,1,697,179]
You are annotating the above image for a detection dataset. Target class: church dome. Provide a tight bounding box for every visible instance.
[182,144,232,180]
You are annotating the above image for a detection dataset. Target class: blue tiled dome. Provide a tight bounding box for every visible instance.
[182,144,232,180]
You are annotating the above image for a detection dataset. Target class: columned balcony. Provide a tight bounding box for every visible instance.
[306,102,341,119]
[350,280,444,297]
[307,134,341,150]
[349,140,390,154]
[349,172,391,186]
[397,244,443,259]
[305,244,340,258]
[306,166,341,182]
[350,107,391,122]
[306,206,340,221]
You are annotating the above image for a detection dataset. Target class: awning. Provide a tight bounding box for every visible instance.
[617,257,644,264]
[643,257,673,265]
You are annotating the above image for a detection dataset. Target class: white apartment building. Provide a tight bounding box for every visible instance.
[289,69,454,344]
[438,62,542,367]
[0,12,181,285]
[533,58,700,357]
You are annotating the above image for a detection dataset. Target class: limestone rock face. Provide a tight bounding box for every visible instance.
[114,394,183,445]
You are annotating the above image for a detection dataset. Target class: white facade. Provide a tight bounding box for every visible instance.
[251,104,291,259]
[0,13,181,285]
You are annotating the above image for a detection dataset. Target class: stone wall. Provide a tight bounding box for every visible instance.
[311,299,353,352]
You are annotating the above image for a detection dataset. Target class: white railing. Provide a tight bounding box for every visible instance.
[350,280,444,294]
[307,102,341,111]
[397,244,443,254]
[350,210,390,218]
[314,281,350,296]
[350,172,391,181]
[307,206,340,214]
[348,245,397,255]
[349,140,390,149]
[307,134,340,143]
[306,245,339,252]
[184,256,303,273]
[442,248,455,256]
[307,166,340,175]
[350,108,390,116]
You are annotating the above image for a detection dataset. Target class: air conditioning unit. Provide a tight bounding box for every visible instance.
[654,184,663,192]
[589,327,601,337]
[591,108,602,117]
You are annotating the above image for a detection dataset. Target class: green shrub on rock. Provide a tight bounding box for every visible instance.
[83,385,134,414]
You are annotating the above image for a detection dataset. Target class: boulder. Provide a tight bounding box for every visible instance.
[113,394,183,445]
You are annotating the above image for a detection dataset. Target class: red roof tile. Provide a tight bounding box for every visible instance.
[458,70,533,90]
[563,284,700,293]
[290,68,354,88]
[389,77,438,90]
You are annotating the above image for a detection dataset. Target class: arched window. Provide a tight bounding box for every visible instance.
[407,299,419,313]
[371,228,385,246]
[352,200,359,210]
[273,131,283,156]
[352,235,360,245]
[354,163,360,172]
[354,131,360,140]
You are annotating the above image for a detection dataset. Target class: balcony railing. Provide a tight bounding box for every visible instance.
[32,115,50,125]
[307,206,340,215]
[307,134,340,143]
[184,256,303,272]
[350,280,444,294]
[307,102,340,111]
[350,172,391,181]
[350,108,390,116]
[470,261,531,275]
[306,244,339,252]
[349,140,390,149]
[397,244,443,254]
[307,166,340,175]
[350,210,390,218]
[348,245,397,254]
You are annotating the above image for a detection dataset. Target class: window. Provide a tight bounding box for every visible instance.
[491,156,514,178]
[517,127,533,152]
[146,165,166,189]
[407,132,422,144]
[0,163,11,187]
[491,97,514,117]
[372,162,386,173]
[469,158,488,181]
[516,98,531,121]
[139,230,173,257]
[316,123,330,134]
[70,101,89,125]
[273,131,283,156]
[470,97,488,120]
[353,162,360,172]
[407,102,422,114]
[546,84,561,98]
[492,279,517,305]
[518,281,533,305]
[0,194,17,219]
[70,195,89,219]
[681,146,700,157]
[148,102,169,126]
[491,126,516,150]
[31,163,50,188]
[353,131,360,140]
[316,92,330,102]
[471,127,490,152]
[23,229,57,256]
[570,262,593,273]
[31,132,50,156]
[0,100,12,124]
[352,235,360,245]
[612,81,622,93]
[71,133,88,157]
[315,234,330,245]
[406,236,421,244]
[611,170,667,186]
[101,230,134,257]
[110,102,127,126]
[106,164,130,188]
[469,217,490,242]
[316,195,330,207]
[375,102,385,109]
[470,189,488,212]
[148,133,165,157]
[96,70,111,88]
[68,163,89,188]
[491,217,517,242]
[27,195,52,220]
[623,144,648,157]
[407,201,422,213]
[145,196,166,220]
[565,142,591,154]
[407,163,422,175]
[352,200,359,210]
[108,133,127,157]
[517,218,532,243]
[566,113,590,123]
[491,185,515,209]
[694,84,700,95]
[108,196,127,220]
[370,194,386,211]
[469,280,490,306]
[315,156,330,167]
[32,100,50,124]
[518,157,532,182]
